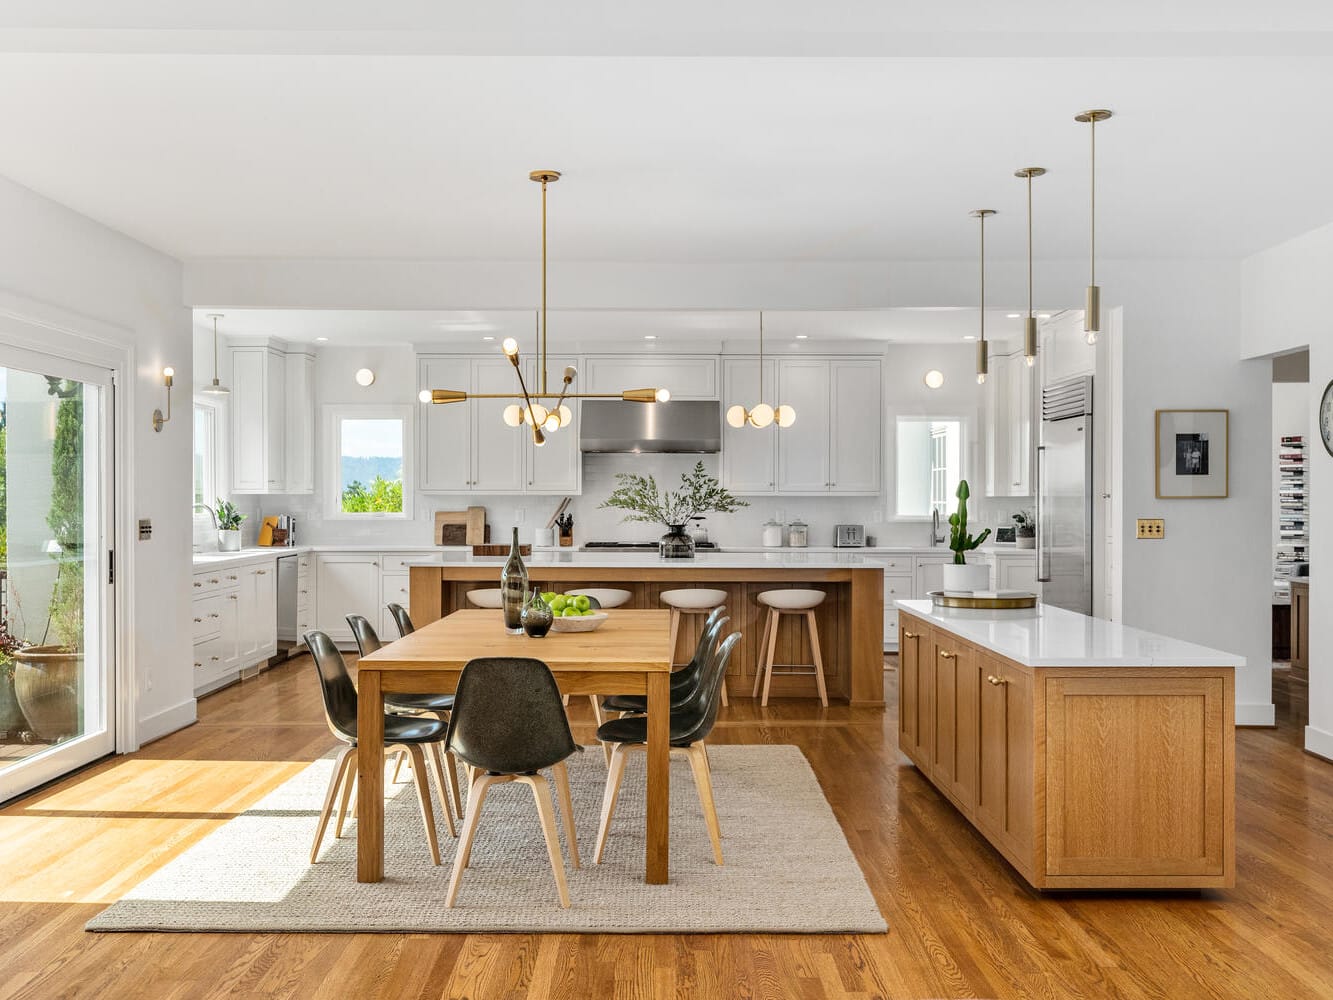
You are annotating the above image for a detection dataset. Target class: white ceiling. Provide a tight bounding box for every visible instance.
[3,6,1333,265]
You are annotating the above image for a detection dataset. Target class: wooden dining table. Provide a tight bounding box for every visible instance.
[354,608,674,884]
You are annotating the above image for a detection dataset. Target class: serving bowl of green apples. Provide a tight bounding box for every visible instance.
[539,592,611,633]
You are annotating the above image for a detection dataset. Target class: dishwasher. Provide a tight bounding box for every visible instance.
[275,553,301,657]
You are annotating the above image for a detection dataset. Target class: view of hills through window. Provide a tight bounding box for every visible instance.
[339,418,403,513]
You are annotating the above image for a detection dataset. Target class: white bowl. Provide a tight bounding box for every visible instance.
[549,611,610,633]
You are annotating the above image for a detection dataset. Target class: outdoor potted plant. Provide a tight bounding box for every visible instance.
[1013,510,1036,549]
[941,480,992,593]
[0,617,30,738]
[600,461,748,559]
[217,497,245,552]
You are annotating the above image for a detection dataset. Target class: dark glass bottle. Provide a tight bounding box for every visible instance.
[521,592,553,638]
[500,527,528,635]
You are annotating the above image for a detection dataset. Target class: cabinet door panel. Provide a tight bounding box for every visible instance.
[252,564,277,659]
[898,620,921,759]
[418,357,472,492]
[829,360,881,493]
[976,655,1032,859]
[526,356,581,493]
[264,351,286,493]
[913,556,950,597]
[284,353,315,493]
[720,358,777,493]
[1007,357,1032,495]
[775,360,830,493]
[230,349,268,492]
[472,359,526,492]
[583,357,717,399]
[997,557,1038,593]
[316,555,382,644]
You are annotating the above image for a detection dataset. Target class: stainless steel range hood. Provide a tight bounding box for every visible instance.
[579,400,721,454]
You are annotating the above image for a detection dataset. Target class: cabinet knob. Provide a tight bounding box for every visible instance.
[193,662,203,669]
[209,578,220,584]
[902,630,919,640]
[256,569,267,575]
[227,575,238,581]
[210,613,220,619]
[193,581,203,588]
[210,655,221,662]
[939,651,957,660]
[986,674,1009,686]
[300,589,309,594]
[229,595,238,601]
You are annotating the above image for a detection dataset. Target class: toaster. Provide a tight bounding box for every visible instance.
[834,524,865,548]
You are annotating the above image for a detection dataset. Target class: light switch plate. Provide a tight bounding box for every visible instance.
[1136,518,1165,539]
[138,518,152,540]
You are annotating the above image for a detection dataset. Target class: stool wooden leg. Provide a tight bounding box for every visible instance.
[760,609,780,707]
[752,608,772,697]
[806,610,829,707]
[667,609,681,666]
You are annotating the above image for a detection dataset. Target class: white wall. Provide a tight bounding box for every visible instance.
[0,174,192,746]
[1242,221,1333,758]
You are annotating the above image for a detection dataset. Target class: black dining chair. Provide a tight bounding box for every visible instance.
[593,631,741,867]
[444,656,581,909]
[346,614,462,817]
[304,630,456,866]
[600,606,729,716]
[387,602,415,637]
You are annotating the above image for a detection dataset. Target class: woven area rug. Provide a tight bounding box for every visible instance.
[86,744,885,935]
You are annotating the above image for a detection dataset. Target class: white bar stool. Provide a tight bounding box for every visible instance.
[660,588,730,706]
[465,588,504,609]
[752,589,828,707]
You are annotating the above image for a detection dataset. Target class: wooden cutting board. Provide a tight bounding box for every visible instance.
[435,507,487,546]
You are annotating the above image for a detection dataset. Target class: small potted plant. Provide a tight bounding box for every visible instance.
[1013,510,1036,549]
[600,461,748,559]
[942,480,992,593]
[0,616,30,738]
[216,497,245,552]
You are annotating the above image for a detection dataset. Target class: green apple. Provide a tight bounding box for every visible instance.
[563,607,580,617]
[581,608,597,616]
[550,596,568,613]
[573,595,591,612]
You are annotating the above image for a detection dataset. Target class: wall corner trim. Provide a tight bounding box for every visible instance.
[136,698,198,748]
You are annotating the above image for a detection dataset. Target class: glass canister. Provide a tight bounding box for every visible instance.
[787,518,808,547]
[762,519,784,547]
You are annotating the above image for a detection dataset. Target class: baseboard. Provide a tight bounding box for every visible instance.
[1234,701,1276,727]
[1304,725,1333,763]
[136,698,198,747]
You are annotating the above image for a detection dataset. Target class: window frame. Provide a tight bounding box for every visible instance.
[892,414,971,521]
[192,398,220,513]
[324,404,414,520]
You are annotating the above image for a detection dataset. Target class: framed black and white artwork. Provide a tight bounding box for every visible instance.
[1155,409,1229,499]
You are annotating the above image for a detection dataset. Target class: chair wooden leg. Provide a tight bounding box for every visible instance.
[667,609,681,666]
[761,609,780,706]
[425,743,458,838]
[594,743,630,864]
[752,608,772,697]
[405,745,442,866]
[335,761,359,837]
[447,773,497,907]
[391,749,407,784]
[520,775,571,908]
[443,750,464,818]
[310,746,354,863]
[807,610,829,707]
[720,676,729,707]
[551,759,580,869]
[588,695,613,765]
[685,742,725,865]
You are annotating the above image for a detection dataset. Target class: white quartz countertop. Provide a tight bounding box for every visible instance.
[895,599,1244,669]
[420,551,881,570]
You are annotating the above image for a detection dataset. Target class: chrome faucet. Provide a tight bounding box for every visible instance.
[930,508,946,547]
[193,503,218,528]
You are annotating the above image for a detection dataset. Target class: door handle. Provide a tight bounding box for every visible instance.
[1035,444,1052,583]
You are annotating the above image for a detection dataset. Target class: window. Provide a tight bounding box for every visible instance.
[896,417,963,518]
[193,403,215,508]
[327,406,412,518]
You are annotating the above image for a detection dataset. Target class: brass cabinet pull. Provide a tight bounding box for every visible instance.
[208,578,220,584]
[256,569,267,575]
[986,674,1008,686]
[193,581,203,588]
[192,617,203,623]
[939,651,957,660]
[903,630,919,640]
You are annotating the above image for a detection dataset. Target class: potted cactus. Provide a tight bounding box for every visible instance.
[941,480,992,593]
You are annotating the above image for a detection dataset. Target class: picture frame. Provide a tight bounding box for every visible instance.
[1155,409,1229,499]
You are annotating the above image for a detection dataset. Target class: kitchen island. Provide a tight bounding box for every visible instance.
[896,599,1239,890]
[408,551,884,704]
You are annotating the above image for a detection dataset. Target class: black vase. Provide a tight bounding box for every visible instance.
[659,524,696,559]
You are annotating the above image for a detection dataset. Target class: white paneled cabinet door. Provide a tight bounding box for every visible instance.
[316,554,382,644]
[472,359,526,493]
[526,356,581,493]
[583,357,718,399]
[230,348,268,492]
[776,359,830,493]
[829,359,881,494]
[263,350,286,493]
[284,352,315,493]
[1006,355,1031,495]
[418,357,471,492]
[720,358,776,493]
[984,352,1010,497]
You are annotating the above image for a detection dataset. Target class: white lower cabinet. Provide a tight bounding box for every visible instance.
[991,552,1039,593]
[316,553,382,644]
[380,572,411,639]
[191,557,279,696]
[912,553,952,600]
[863,552,955,652]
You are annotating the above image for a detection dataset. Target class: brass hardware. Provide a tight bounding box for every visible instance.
[1015,167,1046,368]
[1136,517,1165,539]
[152,366,174,432]
[1075,110,1112,343]
[210,613,219,619]
[193,662,202,668]
[209,578,220,584]
[256,569,267,575]
[728,311,795,430]
[903,630,919,640]
[929,590,1038,609]
[193,581,202,588]
[193,617,202,623]
[939,651,957,659]
[986,674,1008,686]
[971,209,996,384]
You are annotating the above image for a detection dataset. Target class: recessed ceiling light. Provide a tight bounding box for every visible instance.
[795,335,808,340]
[644,335,657,340]
[315,336,329,342]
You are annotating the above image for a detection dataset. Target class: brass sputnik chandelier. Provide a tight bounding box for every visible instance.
[726,311,795,429]
[1075,109,1112,344]
[419,170,669,446]
[970,209,995,385]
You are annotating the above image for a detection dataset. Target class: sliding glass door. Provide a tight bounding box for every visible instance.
[0,346,114,802]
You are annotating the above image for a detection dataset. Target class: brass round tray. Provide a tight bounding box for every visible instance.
[928,591,1038,610]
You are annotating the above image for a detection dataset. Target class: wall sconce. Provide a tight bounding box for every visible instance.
[152,367,174,432]
[923,369,945,390]
[355,368,376,387]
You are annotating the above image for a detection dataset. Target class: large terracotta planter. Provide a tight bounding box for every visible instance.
[13,646,82,741]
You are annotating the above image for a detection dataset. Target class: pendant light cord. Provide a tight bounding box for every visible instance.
[540,177,548,395]
[1090,118,1096,288]
[979,213,986,344]
[1027,172,1034,320]
[758,311,765,404]
[213,316,220,379]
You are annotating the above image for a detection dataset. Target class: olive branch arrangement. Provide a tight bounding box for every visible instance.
[600,461,748,528]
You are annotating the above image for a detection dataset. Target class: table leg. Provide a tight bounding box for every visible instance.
[357,668,385,883]
[645,670,670,884]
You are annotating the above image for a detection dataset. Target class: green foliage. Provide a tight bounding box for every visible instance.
[341,476,404,514]
[49,559,83,651]
[948,480,991,565]
[47,388,83,550]
[215,497,246,530]
[0,408,7,567]
[600,461,748,527]
[0,616,24,681]
[1012,509,1036,536]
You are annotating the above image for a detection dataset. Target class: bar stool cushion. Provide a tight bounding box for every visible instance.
[466,588,504,609]
[661,588,727,610]
[569,588,632,609]
[757,588,826,611]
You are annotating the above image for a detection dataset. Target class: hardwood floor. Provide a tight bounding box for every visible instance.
[1,654,1331,999]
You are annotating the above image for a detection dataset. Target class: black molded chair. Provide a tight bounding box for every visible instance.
[387,603,415,637]
[593,631,741,867]
[346,614,462,816]
[445,656,581,909]
[600,606,728,715]
[304,630,456,866]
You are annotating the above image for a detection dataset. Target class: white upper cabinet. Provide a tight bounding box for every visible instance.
[776,359,831,493]
[418,356,472,492]
[983,350,1032,498]
[283,352,315,494]
[828,359,882,494]
[583,357,718,399]
[230,345,289,494]
[471,359,526,493]
[525,355,581,494]
[720,358,777,494]
[1039,311,1096,382]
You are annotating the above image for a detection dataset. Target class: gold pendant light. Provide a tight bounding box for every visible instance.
[726,311,795,430]
[1014,167,1046,367]
[420,170,669,448]
[970,210,995,385]
[1075,109,1112,345]
[200,313,231,395]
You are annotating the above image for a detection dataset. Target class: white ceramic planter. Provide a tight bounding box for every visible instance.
[218,529,242,552]
[1016,533,1036,549]
[941,562,990,594]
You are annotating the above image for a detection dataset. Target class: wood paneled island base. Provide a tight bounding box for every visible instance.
[409,561,885,705]
[899,605,1236,891]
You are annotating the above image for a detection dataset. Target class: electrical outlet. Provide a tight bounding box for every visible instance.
[1136,518,1165,539]
[138,518,152,540]
[514,508,526,524]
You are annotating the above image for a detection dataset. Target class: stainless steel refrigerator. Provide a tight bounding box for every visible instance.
[1036,376,1093,614]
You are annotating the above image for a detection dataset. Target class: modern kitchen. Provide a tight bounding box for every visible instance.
[0,10,1330,999]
